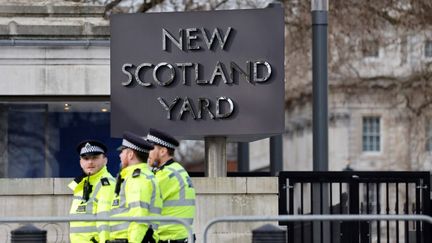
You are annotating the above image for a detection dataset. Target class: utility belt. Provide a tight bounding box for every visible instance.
[106,240,187,243]
[159,239,188,243]
[106,240,128,243]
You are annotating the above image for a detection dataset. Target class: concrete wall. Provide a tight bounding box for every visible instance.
[0,177,279,243]
[0,46,110,96]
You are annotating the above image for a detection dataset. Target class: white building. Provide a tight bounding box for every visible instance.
[284,27,432,172]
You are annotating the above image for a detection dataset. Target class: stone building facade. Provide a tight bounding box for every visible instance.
[284,30,432,172]
[0,1,112,177]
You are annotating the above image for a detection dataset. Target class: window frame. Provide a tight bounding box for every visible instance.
[362,116,381,153]
[425,39,432,58]
[426,120,432,152]
[361,39,380,58]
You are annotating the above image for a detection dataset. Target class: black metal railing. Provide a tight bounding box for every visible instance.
[278,171,431,243]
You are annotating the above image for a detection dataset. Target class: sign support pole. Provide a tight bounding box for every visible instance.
[205,136,227,177]
[237,142,249,172]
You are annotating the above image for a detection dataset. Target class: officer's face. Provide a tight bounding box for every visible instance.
[148,145,161,167]
[119,148,132,168]
[80,154,107,175]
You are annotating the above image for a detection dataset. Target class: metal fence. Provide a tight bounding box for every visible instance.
[2,214,432,243]
[278,171,431,243]
[0,216,194,243]
[203,214,432,243]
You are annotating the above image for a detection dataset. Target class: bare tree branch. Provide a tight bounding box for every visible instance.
[137,0,166,13]
[213,0,229,10]
[104,0,123,18]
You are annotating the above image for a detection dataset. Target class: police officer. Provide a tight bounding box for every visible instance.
[107,131,162,243]
[69,140,116,243]
[146,128,196,243]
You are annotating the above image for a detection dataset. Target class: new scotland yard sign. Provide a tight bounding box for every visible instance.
[111,7,284,141]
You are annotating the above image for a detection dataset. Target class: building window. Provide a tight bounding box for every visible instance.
[0,102,121,178]
[362,117,380,152]
[361,39,379,58]
[425,40,432,58]
[426,121,432,151]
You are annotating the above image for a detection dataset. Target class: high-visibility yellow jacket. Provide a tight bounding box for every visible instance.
[109,163,162,243]
[69,166,115,243]
[154,159,196,241]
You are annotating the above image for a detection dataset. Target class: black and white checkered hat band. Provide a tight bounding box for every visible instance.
[122,139,149,153]
[146,134,176,149]
[80,145,104,155]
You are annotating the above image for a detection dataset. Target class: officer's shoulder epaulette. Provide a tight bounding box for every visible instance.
[132,168,141,178]
[101,177,110,186]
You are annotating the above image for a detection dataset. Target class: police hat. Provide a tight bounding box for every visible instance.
[146,128,179,149]
[117,131,154,153]
[76,140,107,156]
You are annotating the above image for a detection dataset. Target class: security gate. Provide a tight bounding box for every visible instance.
[278,172,431,243]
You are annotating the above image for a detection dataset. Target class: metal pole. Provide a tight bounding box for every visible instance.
[270,135,283,175]
[312,0,329,171]
[312,2,329,242]
[205,136,227,177]
[203,214,432,243]
[237,142,249,172]
[0,216,194,243]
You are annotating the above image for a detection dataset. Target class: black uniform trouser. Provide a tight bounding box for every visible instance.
[106,226,155,243]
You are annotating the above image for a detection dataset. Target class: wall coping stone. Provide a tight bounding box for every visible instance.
[0,177,279,195]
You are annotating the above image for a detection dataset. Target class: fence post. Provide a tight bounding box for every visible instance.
[346,175,360,243]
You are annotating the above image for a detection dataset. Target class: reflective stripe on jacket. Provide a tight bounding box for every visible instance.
[155,160,196,241]
[69,166,115,243]
[109,163,162,243]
